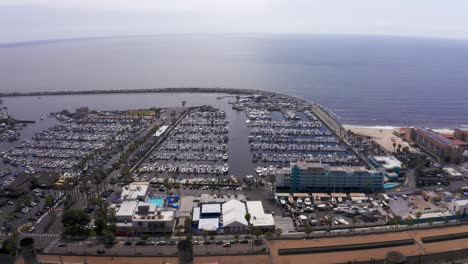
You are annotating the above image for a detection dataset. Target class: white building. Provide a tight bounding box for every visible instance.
[246,201,275,231]
[276,162,384,192]
[198,218,219,232]
[121,182,149,201]
[453,200,468,215]
[222,199,248,232]
[115,200,139,222]
[132,203,175,233]
[115,200,175,234]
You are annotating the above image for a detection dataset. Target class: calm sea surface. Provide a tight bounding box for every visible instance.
[1,34,468,128]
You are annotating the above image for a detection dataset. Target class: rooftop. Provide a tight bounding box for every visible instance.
[201,203,221,214]
[198,218,219,231]
[418,129,453,146]
[116,200,139,218]
[246,201,275,227]
[121,182,149,200]
[370,155,402,170]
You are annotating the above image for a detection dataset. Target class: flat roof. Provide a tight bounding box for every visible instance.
[371,155,402,170]
[121,182,149,200]
[133,209,174,221]
[193,207,201,222]
[246,201,275,227]
[116,200,138,217]
[198,218,219,231]
[202,203,221,214]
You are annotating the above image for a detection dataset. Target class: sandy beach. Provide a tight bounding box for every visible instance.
[343,125,412,153]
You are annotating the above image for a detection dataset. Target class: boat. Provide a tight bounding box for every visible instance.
[222,153,229,161]
[222,164,229,174]
[279,197,286,206]
[255,167,262,175]
[304,197,312,206]
[296,198,303,208]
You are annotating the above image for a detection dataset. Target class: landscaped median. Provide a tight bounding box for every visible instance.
[421,232,468,244]
[277,239,415,255]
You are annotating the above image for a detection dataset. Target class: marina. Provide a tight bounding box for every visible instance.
[137,106,231,179]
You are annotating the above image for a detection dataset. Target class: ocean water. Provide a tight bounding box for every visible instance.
[1,34,468,127]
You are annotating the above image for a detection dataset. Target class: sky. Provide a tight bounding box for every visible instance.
[1,0,468,43]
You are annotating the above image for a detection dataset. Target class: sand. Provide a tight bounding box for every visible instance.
[343,125,412,153]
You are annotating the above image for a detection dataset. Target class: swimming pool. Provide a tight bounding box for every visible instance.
[384,182,401,189]
[148,197,164,207]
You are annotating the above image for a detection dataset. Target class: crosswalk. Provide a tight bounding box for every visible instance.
[22,233,61,238]
[44,237,61,253]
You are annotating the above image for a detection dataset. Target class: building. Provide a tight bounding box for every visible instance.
[222,199,248,232]
[368,155,402,181]
[453,200,468,216]
[121,182,149,201]
[115,200,174,234]
[132,203,175,233]
[195,203,221,232]
[409,128,464,164]
[454,128,468,142]
[276,162,384,193]
[246,201,275,231]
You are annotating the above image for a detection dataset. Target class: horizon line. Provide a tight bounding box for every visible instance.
[2,32,468,48]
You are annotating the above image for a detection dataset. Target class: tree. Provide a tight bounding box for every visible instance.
[1,232,18,256]
[176,226,182,240]
[140,234,149,241]
[210,235,215,242]
[392,142,397,153]
[304,226,313,238]
[405,217,415,227]
[186,234,193,241]
[182,101,186,110]
[352,217,357,231]
[274,228,282,238]
[265,231,273,240]
[252,227,263,241]
[62,209,90,235]
[244,213,251,227]
[233,234,239,240]
[102,229,116,245]
[202,230,208,243]
[415,212,422,228]
[45,195,55,208]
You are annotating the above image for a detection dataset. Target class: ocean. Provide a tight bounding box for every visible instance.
[1,34,468,128]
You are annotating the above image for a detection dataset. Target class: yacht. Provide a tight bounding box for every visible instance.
[255,167,262,175]
[222,163,229,174]
[296,198,303,208]
[279,197,286,206]
[222,153,229,161]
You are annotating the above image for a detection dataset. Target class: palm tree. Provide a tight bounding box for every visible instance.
[415,212,422,228]
[392,142,397,153]
[203,230,208,254]
[182,101,186,110]
[352,217,357,232]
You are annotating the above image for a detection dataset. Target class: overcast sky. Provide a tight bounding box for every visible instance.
[1,0,468,43]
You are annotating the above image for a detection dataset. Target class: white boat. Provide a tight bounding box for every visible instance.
[304,197,312,206]
[279,197,286,206]
[222,153,229,161]
[296,198,303,208]
[255,167,262,174]
[222,164,229,174]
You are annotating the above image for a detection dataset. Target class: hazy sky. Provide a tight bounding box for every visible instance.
[1,0,468,43]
